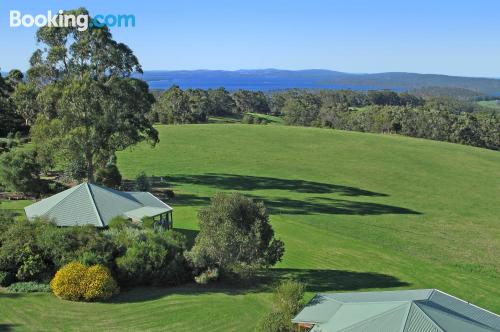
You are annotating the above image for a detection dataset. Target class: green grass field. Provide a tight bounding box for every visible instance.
[478,100,500,112]
[1,124,499,331]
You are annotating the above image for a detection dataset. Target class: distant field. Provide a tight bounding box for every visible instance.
[0,199,32,211]
[478,100,500,111]
[1,124,499,331]
[247,112,285,125]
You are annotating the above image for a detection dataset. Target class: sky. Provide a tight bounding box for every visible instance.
[0,0,499,77]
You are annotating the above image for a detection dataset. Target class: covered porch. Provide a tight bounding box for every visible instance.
[124,206,174,230]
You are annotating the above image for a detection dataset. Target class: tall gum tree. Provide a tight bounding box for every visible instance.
[26,8,158,182]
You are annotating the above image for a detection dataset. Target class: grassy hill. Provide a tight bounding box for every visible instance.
[1,124,499,331]
[478,100,500,112]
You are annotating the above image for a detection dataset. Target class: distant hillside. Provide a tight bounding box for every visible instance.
[408,86,493,101]
[135,69,500,95]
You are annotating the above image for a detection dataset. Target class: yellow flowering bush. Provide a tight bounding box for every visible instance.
[82,265,119,301]
[50,262,88,301]
[50,262,119,301]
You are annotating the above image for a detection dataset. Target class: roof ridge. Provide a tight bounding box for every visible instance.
[405,302,445,332]
[417,299,500,331]
[398,301,413,332]
[433,289,500,319]
[91,183,144,205]
[143,191,171,208]
[41,183,88,220]
[85,183,105,227]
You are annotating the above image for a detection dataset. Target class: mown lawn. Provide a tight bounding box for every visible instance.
[1,124,499,331]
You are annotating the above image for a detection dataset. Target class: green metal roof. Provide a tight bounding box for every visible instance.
[124,206,171,220]
[293,289,500,332]
[24,183,173,227]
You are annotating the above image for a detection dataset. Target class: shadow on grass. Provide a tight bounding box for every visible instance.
[110,268,409,303]
[0,292,21,299]
[165,173,387,197]
[261,268,410,293]
[165,173,419,215]
[260,196,421,216]
[171,193,419,216]
[172,193,210,207]
[0,324,18,332]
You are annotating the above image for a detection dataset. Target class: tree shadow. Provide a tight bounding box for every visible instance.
[165,173,387,197]
[172,193,210,207]
[110,268,409,303]
[0,292,21,299]
[257,196,421,216]
[260,268,410,293]
[0,325,18,332]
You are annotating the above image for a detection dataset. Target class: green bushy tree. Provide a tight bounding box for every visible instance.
[186,193,285,278]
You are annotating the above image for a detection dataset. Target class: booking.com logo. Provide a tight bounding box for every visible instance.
[9,10,135,31]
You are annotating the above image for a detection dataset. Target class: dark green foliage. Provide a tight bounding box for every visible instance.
[95,164,122,189]
[153,85,208,124]
[15,244,48,281]
[0,69,25,137]
[0,149,42,194]
[256,280,305,332]
[110,228,190,286]
[7,281,51,293]
[283,99,320,127]
[0,270,15,286]
[232,90,270,114]
[266,88,500,150]
[0,215,191,287]
[134,171,151,191]
[186,193,285,277]
[207,87,236,115]
[63,155,87,181]
[107,216,137,230]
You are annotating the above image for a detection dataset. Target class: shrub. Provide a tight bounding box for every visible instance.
[256,311,289,332]
[194,267,219,285]
[141,216,155,229]
[16,246,47,281]
[82,265,119,301]
[186,193,285,277]
[0,270,14,286]
[95,164,122,188]
[113,229,190,286]
[50,262,88,301]
[134,171,151,191]
[0,149,42,194]
[0,219,54,283]
[256,280,305,332]
[50,262,119,301]
[107,216,135,230]
[7,281,51,293]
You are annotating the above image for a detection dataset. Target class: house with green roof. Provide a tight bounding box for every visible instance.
[24,182,173,228]
[292,289,500,332]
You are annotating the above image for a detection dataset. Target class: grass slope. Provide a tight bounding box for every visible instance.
[1,124,499,331]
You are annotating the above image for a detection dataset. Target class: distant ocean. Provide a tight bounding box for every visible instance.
[135,70,405,92]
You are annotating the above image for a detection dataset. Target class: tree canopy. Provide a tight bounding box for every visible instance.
[23,8,158,181]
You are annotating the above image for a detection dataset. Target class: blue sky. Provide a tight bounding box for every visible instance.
[1,0,499,77]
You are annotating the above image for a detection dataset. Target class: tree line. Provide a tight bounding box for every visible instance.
[149,86,499,150]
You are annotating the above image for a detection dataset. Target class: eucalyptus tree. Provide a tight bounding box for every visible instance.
[26,8,157,181]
